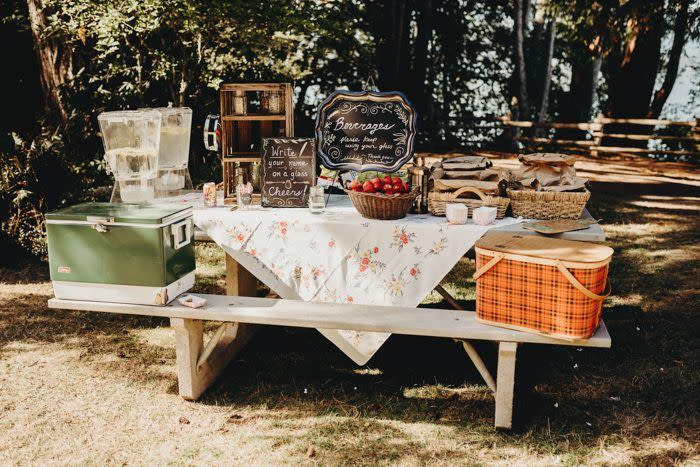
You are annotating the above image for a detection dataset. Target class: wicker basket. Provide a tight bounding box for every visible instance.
[508,189,590,220]
[428,186,510,219]
[345,188,419,220]
[474,232,612,340]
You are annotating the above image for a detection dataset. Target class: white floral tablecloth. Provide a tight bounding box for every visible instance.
[191,195,520,364]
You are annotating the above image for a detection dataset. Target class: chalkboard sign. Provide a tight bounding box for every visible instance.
[315,90,417,172]
[261,138,316,208]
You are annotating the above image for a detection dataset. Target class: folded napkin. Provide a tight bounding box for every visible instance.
[510,153,588,192]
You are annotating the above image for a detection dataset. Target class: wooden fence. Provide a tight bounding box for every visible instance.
[496,115,700,160]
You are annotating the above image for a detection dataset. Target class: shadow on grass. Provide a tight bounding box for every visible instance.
[0,256,50,285]
[0,267,697,463]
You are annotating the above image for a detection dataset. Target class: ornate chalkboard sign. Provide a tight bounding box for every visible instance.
[315,90,417,172]
[261,138,316,208]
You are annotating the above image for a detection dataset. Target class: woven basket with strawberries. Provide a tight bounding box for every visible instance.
[345,175,419,220]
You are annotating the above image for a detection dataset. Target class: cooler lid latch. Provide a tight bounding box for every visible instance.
[86,216,113,233]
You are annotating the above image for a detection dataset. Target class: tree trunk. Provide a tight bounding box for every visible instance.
[26,0,71,125]
[648,0,689,118]
[568,55,601,123]
[603,2,665,119]
[556,53,600,140]
[372,0,412,92]
[512,0,529,118]
[412,0,433,118]
[602,0,665,148]
[536,20,556,125]
[522,0,531,28]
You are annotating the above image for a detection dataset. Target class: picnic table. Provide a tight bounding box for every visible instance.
[49,193,610,429]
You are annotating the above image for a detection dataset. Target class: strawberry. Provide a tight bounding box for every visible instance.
[371,177,381,186]
[382,175,392,185]
[382,183,394,195]
[348,180,359,190]
[353,184,363,192]
[362,181,375,193]
[391,176,402,185]
[393,182,404,193]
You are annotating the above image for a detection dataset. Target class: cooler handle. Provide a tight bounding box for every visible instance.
[171,219,192,250]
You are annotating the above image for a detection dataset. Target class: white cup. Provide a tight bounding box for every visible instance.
[446,204,469,224]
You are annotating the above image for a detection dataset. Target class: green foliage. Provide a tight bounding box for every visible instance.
[1,0,375,258]
[1,131,65,257]
[2,0,698,258]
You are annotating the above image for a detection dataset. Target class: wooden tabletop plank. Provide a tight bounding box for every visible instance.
[491,209,605,243]
[48,295,611,348]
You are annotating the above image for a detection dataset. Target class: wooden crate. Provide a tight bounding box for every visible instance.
[220,83,295,203]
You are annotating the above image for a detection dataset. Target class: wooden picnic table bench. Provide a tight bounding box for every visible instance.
[48,291,610,429]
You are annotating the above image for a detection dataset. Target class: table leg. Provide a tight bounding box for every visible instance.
[226,253,257,296]
[494,341,518,429]
[436,285,497,392]
[434,284,464,311]
[170,254,258,400]
[460,340,496,392]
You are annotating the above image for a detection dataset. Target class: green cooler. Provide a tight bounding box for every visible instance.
[46,203,195,305]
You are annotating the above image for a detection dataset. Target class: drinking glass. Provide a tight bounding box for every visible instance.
[308,185,325,214]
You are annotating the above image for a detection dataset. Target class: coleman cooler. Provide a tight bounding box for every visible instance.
[474,232,612,340]
[46,203,195,305]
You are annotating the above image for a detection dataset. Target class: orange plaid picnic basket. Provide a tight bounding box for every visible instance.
[474,232,613,340]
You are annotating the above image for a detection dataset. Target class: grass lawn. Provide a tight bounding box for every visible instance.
[0,159,698,465]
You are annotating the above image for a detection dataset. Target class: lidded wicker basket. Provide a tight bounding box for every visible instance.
[428,186,509,219]
[507,189,590,220]
[345,188,419,220]
[474,232,612,340]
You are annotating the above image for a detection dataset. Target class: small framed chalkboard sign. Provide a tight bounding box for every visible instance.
[315,90,417,172]
[261,138,316,208]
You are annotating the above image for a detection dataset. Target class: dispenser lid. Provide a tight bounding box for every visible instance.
[97,109,160,124]
[153,107,192,118]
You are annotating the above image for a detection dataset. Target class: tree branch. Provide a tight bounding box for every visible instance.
[537,20,556,125]
[513,0,529,117]
[648,0,689,118]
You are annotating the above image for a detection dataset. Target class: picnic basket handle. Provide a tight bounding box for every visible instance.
[473,253,504,280]
[472,254,612,302]
[453,186,489,201]
[554,260,611,301]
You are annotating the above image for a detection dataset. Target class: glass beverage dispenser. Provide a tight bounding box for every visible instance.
[98,110,161,203]
[153,106,193,196]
